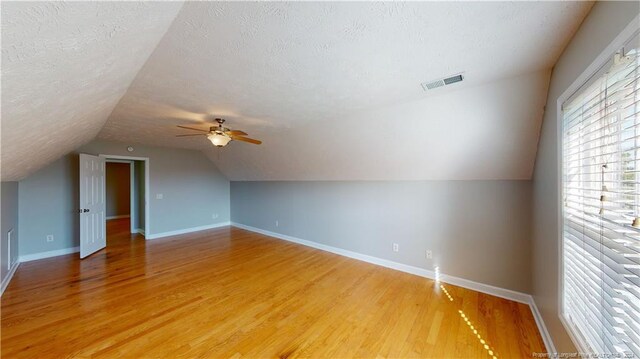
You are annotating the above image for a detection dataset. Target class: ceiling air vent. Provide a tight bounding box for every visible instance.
[421,73,464,91]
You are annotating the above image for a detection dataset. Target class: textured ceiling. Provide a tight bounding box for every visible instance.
[98,1,592,180]
[3,2,593,181]
[1,1,183,181]
[205,70,550,180]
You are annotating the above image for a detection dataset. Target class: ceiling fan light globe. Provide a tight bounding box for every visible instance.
[208,133,231,147]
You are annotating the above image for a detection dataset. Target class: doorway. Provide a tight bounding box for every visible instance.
[79,154,150,259]
[100,155,149,238]
[105,160,131,239]
[103,156,149,241]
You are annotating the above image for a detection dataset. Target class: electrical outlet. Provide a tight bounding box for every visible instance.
[275,220,279,227]
[156,193,163,200]
[46,234,54,242]
[392,243,399,252]
[212,213,219,219]
[426,250,433,259]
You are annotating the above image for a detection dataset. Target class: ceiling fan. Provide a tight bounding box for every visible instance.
[176,118,262,147]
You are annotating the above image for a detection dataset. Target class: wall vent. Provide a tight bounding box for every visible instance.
[421,73,464,91]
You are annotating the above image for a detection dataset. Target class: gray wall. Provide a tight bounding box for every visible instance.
[19,139,229,256]
[1,182,19,284]
[136,161,145,230]
[19,155,79,256]
[231,180,532,293]
[130,160,145,231]
[105,162,130,218]
[531,1,639,352]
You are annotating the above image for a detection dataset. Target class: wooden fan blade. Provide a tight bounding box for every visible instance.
[230,135,262,144]
[177,125,208,132]
[225,130,248,136]
[176,134,207,137]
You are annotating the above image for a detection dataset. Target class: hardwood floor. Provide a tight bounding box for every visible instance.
[1,219,544,358]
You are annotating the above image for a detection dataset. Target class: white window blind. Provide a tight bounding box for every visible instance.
[562,38,640,357]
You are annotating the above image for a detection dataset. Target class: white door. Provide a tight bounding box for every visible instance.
[79,154,106,258]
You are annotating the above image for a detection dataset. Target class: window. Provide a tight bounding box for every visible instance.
[562,36,639,356]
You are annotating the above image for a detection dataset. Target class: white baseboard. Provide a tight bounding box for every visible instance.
[438,272,531,304]
[107,215,130,220]
[135,228,145,235]
[232,222,529,303]
[528,297,557,354]
[16,223,231,261]
[19,246,80,263]
[146,222,230,240]
[231,222,556,352]
[1,261,20,296]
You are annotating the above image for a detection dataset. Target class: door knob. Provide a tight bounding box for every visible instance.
[84,209,90,213]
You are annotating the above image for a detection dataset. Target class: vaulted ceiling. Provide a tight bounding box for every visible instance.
[1,2,183,181]
[2,1,593,181]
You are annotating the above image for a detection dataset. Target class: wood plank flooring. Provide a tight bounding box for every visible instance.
[1,219,545,358]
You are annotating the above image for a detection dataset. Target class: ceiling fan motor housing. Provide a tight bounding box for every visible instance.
[211,118,227,133]
[210,126,229,134]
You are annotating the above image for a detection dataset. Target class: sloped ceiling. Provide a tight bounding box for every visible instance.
[1,1,183,181]
[99,1,592,180]
[205,70,551,180]
[3,2,593,181]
